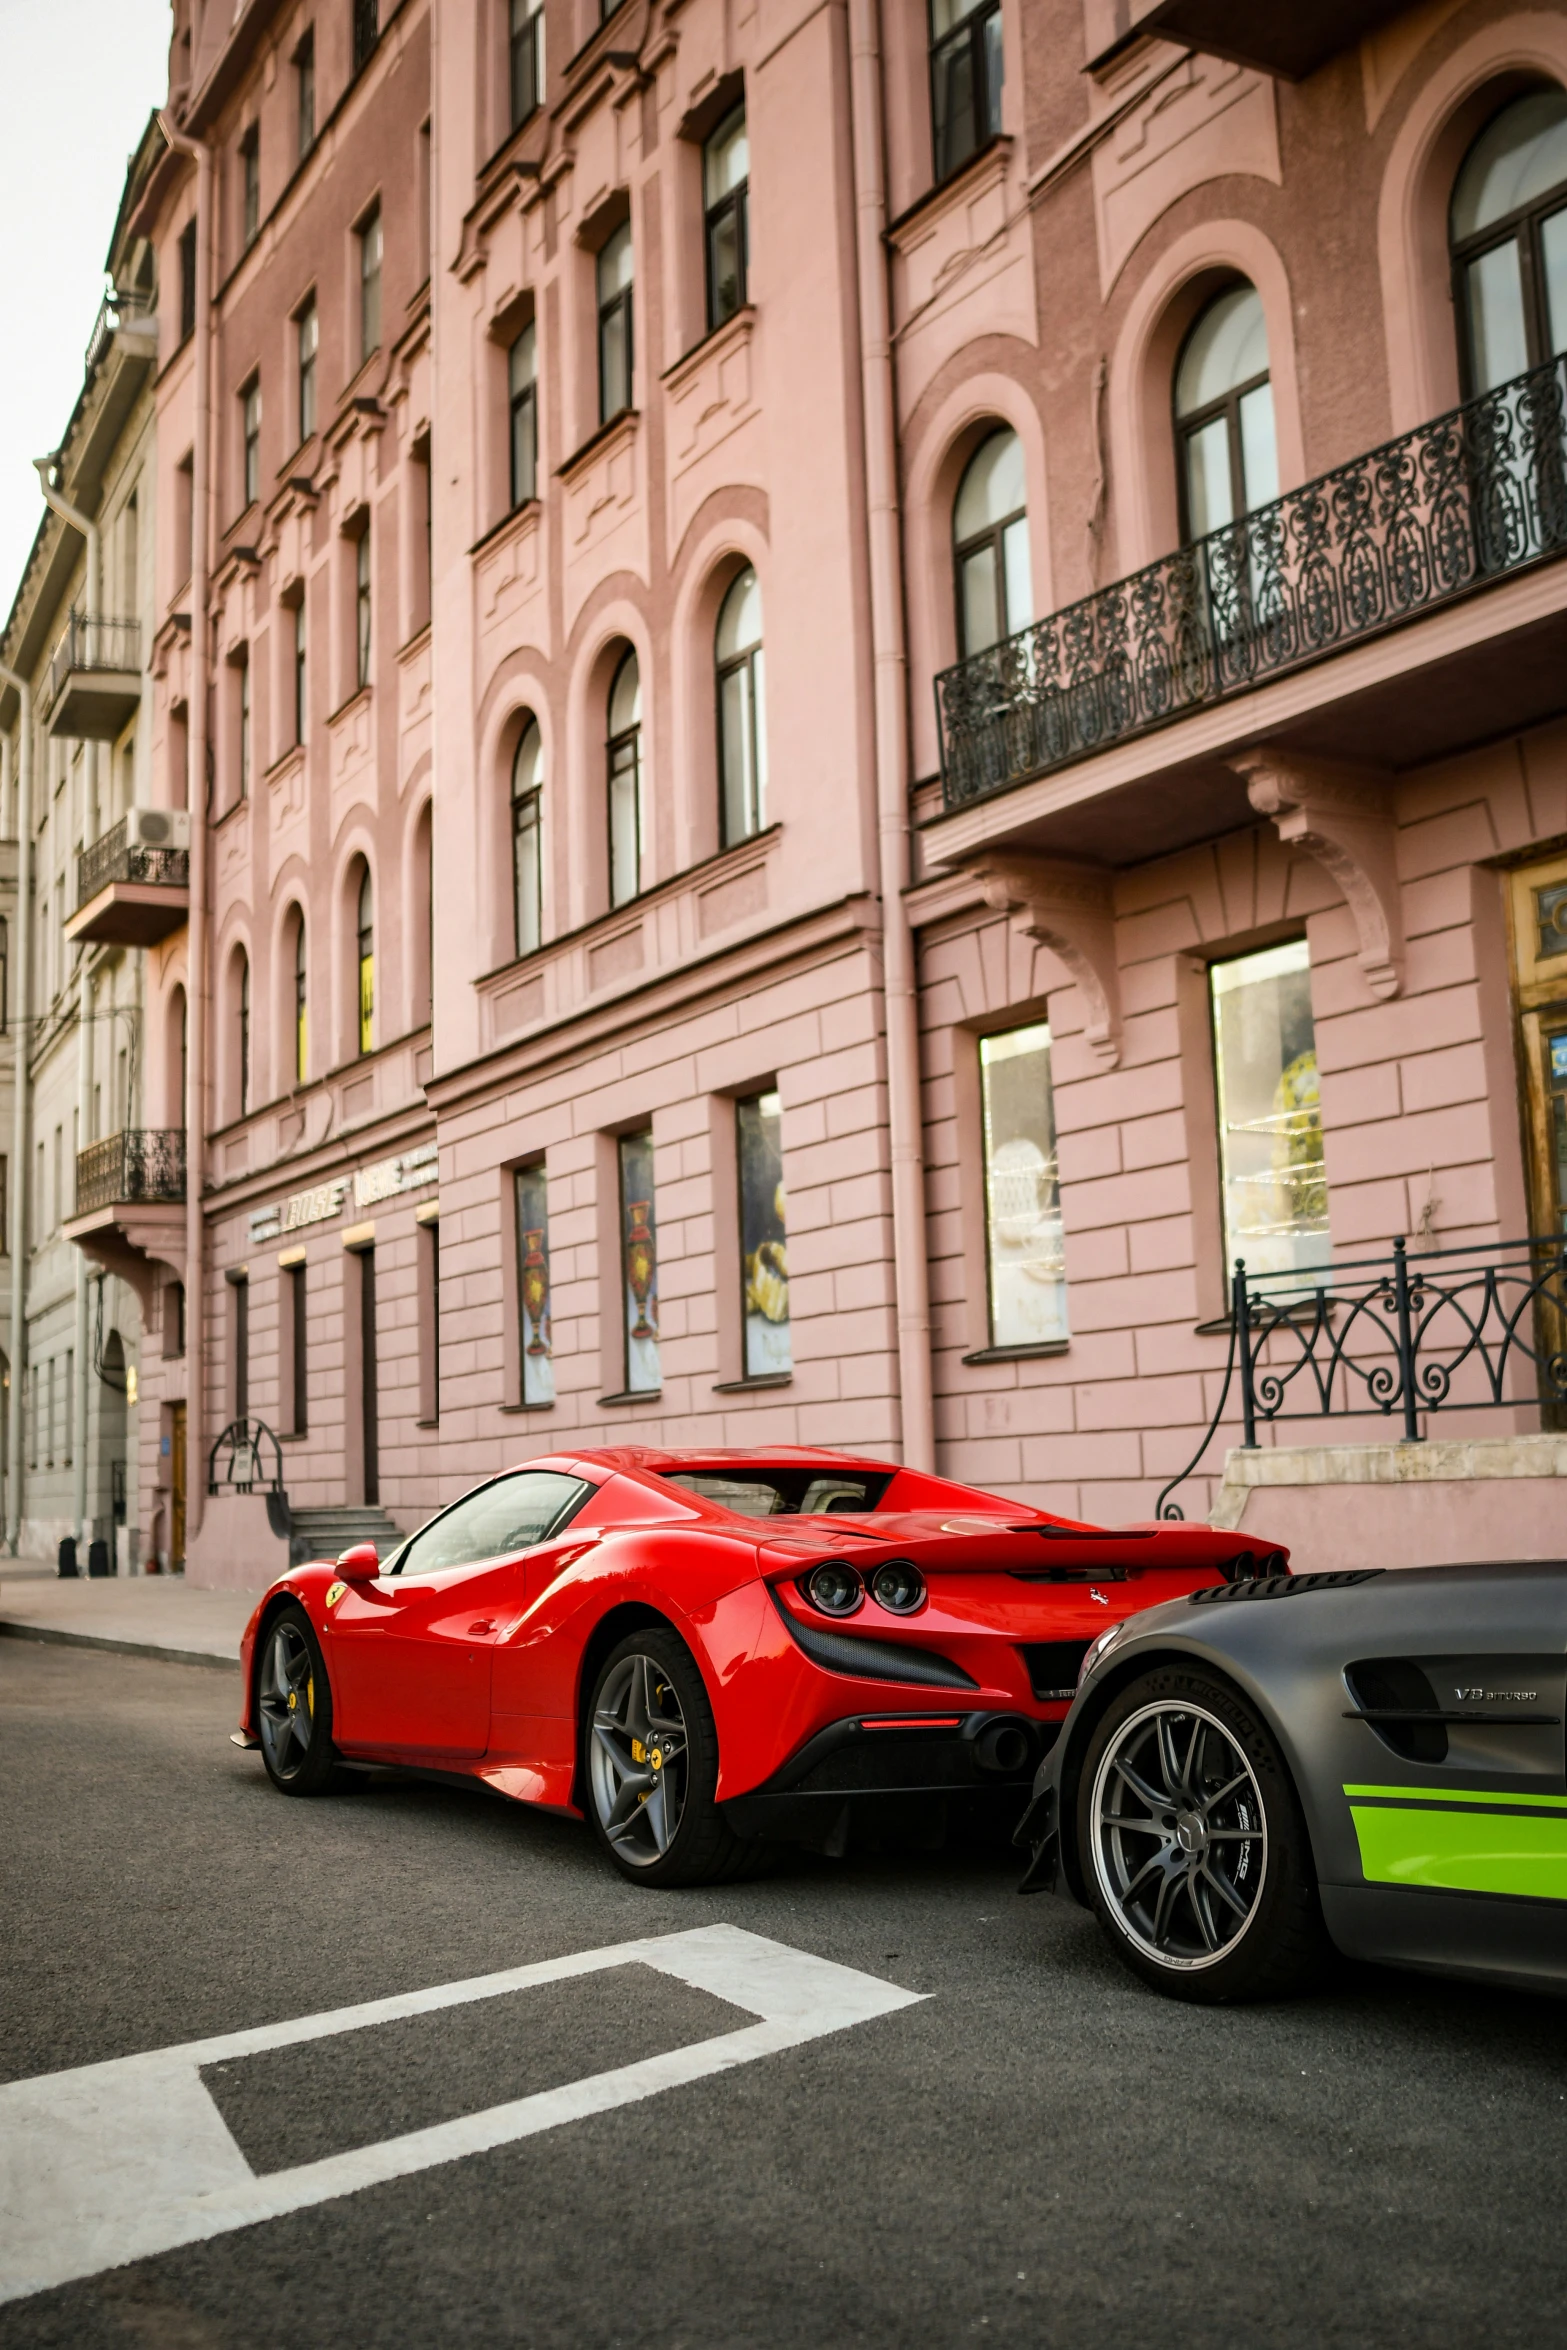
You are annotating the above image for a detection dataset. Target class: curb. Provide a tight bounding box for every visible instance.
[0,1620,238,1672]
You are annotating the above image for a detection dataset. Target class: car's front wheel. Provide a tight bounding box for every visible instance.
[584,1628,761,1887]
[256,1602,339,1795]
[1076,1664,1327,2002]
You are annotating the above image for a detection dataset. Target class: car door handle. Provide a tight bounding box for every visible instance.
[468,1619,497,1636]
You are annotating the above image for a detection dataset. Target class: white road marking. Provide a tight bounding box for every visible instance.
[0,1924,923,2306]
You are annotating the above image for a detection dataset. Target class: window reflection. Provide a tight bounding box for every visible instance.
[737,1090,789,1377]
[980,1023,1066,1348]
[1210,939,1327,1284]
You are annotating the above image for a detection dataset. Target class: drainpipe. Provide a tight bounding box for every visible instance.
[159,113,212,1552]
[33,460,98,1557]
[0,660,34,1552]
[846,0,934,1471]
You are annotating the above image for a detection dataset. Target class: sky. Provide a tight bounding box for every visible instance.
[0,0,172,626]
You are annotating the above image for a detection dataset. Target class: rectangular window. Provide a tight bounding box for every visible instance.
[929,0,1003,184]
[704,107,749,330]
[285,1257,308,1433]
[64,1351,74,1467]
[418,1215,440,1422]
[240,126,260,249]
[293,597,307,743]
[297,299,318,444]
[176,452,194,584]
[356,529,372,690]
[0,1155,8,1255]
[238,650,251,798]
[513,767,542,957]
[980,1023,1067,1349]
[515,1163,554,1404]
[738,1091,790,1377]
[353,0,379,73]
[296,30,316,159]
[1210,938,1327,1287]
[509,322,537,508]
[241,378,261,507]
[618,1130,659,1393]
[47,1357,56,1468]
[178,218,197,342]
[359,206,382,362]
[597,221,633,424]
[510,0,545,127]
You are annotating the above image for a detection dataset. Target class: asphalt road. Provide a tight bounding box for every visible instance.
[7,1641,1567,2350]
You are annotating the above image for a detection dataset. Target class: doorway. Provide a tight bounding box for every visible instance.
[359,1246,379,1506]
[170,1402,187,1570]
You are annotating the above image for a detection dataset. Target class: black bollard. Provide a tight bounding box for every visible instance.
[88,1539,111,1578]
[57,1537,78,1579]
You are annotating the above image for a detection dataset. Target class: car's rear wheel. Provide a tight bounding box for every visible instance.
[256,1603,338,1795]
[1076,1664,1327,2002]
[585,1628,762,1887]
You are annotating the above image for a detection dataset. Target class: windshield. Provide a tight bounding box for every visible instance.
[659,1468,893,1518]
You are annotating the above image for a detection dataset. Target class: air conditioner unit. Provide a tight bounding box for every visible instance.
[126,808,191,851]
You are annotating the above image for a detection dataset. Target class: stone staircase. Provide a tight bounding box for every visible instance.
[287,1504,406,1569]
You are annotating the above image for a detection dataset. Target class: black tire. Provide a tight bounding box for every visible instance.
[1075,1663,1327,2003]
[583,1627,762,1887]
[256,1602,339,1796]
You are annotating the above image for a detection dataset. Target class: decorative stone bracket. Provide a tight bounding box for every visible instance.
[969,853,1122,1066]
[1232,747,1405,1000]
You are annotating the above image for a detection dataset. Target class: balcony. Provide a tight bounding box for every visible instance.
[66,814,190,949]
[84,285,157,377]
[44,612,143,742]
[65,1131,187,1315]
[932,355,1567,868]
[1087,0,1409,81]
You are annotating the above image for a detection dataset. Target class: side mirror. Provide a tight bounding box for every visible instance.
[336,1543,381,1581]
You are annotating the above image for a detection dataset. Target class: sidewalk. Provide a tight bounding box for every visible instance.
[0,1574,262,1669]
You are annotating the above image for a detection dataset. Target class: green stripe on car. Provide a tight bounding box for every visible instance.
[1343,1784,1567,1809]
[1345,1785,1567,1901]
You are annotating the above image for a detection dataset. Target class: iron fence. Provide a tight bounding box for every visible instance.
[77,816,189,909]
[84,285,155,375]
[1157,1235,1567,1518]
[74,1129,186,1218]
[937,353,1567,810]
[208,1418,284,1498]
[46,612,142,713]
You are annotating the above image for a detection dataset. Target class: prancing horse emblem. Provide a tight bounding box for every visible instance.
[1089,1587,1110,1607]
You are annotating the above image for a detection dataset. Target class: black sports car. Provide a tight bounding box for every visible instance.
[1016,1561,1567,2001]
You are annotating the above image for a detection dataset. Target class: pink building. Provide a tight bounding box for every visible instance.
[65,0,1567,1576]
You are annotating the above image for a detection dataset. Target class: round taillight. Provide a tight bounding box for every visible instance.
[869,1559,925,1614]
[804,1562,863,1616]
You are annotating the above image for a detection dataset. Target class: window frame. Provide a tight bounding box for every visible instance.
[952,431,1028,660]
[388,1468,591,1577]
[237,954,251,1119]
[240,376,261,509]
[1450,100,1567,397]
[296,297,318,446]
[352,0,380,76]
[703,107,749,331]
[596,223,634,425]
[292,596,307,744]
[293,911,308,1085]
[716,566,766,846]
[358,204,383,364]
[928,0,1004,188]
[1173,317,1273,545]
[509,0,545,130]
[515,1161,554,1404]
[976,1019,1068,1354]
[240,126,260,251]
[355,527,372,692]
[295,29,316,160]
[356,866,374,1057]
[512,719,544,958]
[606,648,642,908]
[508,320,538,509]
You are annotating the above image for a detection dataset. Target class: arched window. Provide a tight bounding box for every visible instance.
[1174,283,1278,539]
[356,866,374,1056]
[237,951,250,1117]
[953,428,1031,657]
[1451,88,1567,394]
[607,649,641,908]
[512,717,543,957]
[292,911,308,1085]
[717,566,766,845]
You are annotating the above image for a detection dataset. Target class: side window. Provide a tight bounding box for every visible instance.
[512,716,544,955]
[510,0,545,128]
[1450,88,1567,395]
[953,428,1030,658]
[929,0,1002,185]
[1209,938,1326,1288]
[979,1023,1066,1349]
[509,321,538,507]
[717,565,765,845]
[597,222,634,423]
[395,1470,590,1574]
[607,646,642,906]
[704,106,749,329]
[1174,284,1277,539]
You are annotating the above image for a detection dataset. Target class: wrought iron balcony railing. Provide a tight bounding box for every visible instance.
[77,816,189,911]
[74,1129,186,1219]
[1158,1235,1567,1518]
[937,353,1567,811]
[46,612,142,712]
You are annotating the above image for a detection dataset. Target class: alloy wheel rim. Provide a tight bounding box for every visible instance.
[1089,1700,1267,1971]
[588,1654,689,1868]
[258,1622,316,1780]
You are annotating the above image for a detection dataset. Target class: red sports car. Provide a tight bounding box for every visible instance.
[237,1447,1287,1885]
